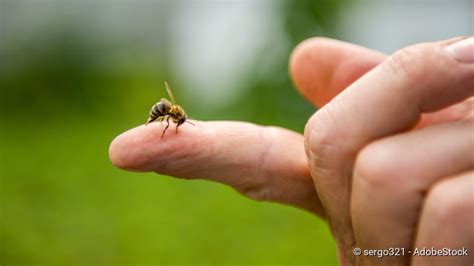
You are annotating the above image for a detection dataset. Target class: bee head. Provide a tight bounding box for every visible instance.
[178,116,187,125]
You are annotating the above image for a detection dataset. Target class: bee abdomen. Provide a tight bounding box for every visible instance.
[151,103,166,116]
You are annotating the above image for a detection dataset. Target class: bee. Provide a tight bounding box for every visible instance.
[145,81,194,138]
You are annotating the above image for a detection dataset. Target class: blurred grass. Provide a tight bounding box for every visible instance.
[0,1,348,265]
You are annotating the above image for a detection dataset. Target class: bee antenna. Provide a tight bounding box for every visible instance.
[186,120,195,126]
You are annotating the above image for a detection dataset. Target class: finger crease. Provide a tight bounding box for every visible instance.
[255,126,272,186]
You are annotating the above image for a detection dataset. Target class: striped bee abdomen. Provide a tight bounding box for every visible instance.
[148,98,172,122]
[150,103,165,116]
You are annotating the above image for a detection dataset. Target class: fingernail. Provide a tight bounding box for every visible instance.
[446,37,474,63]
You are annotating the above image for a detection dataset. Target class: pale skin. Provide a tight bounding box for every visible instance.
[109,37,474,265]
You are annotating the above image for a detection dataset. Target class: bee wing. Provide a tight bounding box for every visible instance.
[164,81,177,104]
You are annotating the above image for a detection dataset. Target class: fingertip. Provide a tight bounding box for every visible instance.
[290,37,336,107]
[108,121,205,172]
[290,37,385,107]
[108,123,166,171]
[109,136,125,169]
[109,127,142,171]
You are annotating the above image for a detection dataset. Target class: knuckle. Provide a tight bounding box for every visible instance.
[354,141,401,189]
[384,45,429,81]
[304,110,341,180]
[425,180,474,226]
[305,104,343,159]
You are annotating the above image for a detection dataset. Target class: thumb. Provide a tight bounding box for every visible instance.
[290,37,386,107]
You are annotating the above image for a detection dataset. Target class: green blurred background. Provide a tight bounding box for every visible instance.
[0,0,347,265]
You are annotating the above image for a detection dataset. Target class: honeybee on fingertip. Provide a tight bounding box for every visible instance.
[145,81,194,138]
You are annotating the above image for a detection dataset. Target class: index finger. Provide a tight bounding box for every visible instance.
[109,120,323,215]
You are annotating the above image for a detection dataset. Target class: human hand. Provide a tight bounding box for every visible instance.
[291,36,474,265]
[109,37,473,265]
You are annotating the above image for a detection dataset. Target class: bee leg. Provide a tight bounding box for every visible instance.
[145,117,155,125]
[161,116,171,138]
[176,121,185,133]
